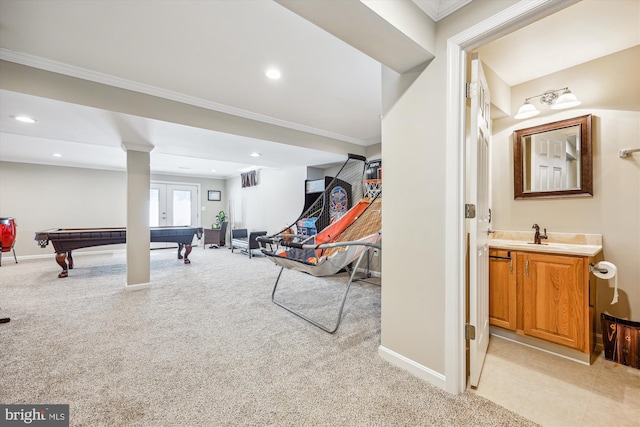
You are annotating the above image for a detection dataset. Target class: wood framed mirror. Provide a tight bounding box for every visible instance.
[513,114,592,199]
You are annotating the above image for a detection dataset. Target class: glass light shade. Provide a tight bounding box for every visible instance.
[551,91,581,109]
[514,102,540,119]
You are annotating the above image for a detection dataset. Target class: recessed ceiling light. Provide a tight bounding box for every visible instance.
[210,169,217,173]
[52,153,62,158]
[265,68,281,80]
[250,152,261,157]
[13,115,37,123]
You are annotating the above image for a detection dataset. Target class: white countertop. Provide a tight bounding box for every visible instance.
[489,231,603,257]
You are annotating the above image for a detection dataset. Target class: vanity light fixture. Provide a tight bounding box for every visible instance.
[513,101,539,119]
[514,87,581,119]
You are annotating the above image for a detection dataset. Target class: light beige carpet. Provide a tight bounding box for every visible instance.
[0,247,537,426]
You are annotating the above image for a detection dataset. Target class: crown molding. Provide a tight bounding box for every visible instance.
[412,0,473,22]
[0,48,374,146]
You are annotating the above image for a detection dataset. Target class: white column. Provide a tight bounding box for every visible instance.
[121,142,153,288]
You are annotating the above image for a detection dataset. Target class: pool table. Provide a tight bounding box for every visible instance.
[34,226,203,278]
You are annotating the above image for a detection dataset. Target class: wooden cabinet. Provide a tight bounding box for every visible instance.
[489,249,516,331]
[523,253,587,351]
[489,249,591,354]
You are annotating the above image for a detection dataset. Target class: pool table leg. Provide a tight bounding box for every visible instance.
[177,244,192,264]
[183,244,192,264]
[55,251,73,278]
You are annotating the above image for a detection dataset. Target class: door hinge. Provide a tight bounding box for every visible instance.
[465,324,476,340]
[466,82,477,99]
[465,203,476,219]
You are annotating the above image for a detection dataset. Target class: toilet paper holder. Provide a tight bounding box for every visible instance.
[590,261,619,305]
[590,263,609,274]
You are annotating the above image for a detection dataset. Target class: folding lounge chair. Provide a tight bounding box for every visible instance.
[260,194,381,333]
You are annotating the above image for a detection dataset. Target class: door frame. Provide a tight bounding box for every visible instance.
[443,0,574,394]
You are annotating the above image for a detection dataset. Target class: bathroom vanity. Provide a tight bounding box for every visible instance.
[488,231,602,363]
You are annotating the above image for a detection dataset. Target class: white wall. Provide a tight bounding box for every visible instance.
[306,167,324,180]
[380,0,520,385]
[366,143,382,160]
[0,162,126,256]
[226,167,306,234]
[382,63,447,375]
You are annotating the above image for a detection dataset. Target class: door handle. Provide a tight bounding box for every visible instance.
[525,259,529,277]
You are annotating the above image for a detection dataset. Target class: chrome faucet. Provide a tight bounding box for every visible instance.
[532,223,548,244]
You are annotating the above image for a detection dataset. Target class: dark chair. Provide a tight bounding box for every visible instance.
[204,221,228,249]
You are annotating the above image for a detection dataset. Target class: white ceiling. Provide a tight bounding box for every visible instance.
[0,0,386,178]
[0,0,637,179]
[476,0,640,86]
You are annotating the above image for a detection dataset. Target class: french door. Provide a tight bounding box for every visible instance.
[150,182,199,247]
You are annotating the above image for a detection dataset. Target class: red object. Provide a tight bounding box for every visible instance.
[313,200,371,257]
[0,217,17,252]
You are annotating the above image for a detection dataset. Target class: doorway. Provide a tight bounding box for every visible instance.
[445,0,570,394]
[150,182,200,248]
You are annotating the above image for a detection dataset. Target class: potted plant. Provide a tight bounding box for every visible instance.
[212,211,227,229]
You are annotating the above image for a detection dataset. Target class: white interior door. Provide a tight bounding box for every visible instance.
[468,54,491,388]
[150,182,199,248]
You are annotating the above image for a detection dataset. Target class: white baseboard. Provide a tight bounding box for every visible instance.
[124,282,151,291]
[13,248,127,262]
[12,246,194,262]
[378,345,446,391]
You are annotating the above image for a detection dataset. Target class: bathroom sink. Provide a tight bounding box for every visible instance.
[489,234,603,257]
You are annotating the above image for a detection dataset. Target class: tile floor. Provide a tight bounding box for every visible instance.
[471,335,640,427]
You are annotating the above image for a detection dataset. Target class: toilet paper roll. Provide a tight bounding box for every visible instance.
[592,261,618,304]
